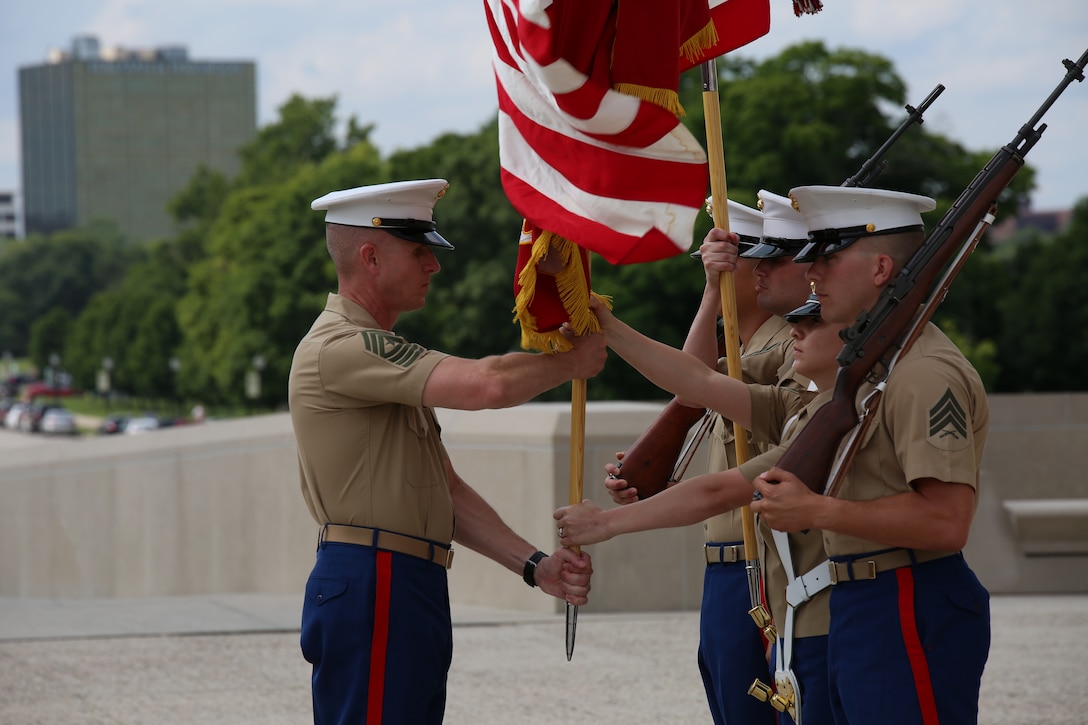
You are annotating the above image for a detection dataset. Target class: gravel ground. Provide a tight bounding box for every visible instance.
[0,594,1085,724]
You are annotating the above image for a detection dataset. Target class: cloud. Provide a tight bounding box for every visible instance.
[262,5,497,150]
[2,0,1086,210]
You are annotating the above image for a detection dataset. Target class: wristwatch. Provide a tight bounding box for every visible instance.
[522,550,548,587]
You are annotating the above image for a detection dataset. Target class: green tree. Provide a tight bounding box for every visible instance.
[28,308,72,377]
[0,221,141,356]
[993,198,1088,391]
[64,243,188,398]
[679,42,907,196]
[236,95,340,187]
[176,128,385,405]
[937,318,1000,391]
[65,291,129,394]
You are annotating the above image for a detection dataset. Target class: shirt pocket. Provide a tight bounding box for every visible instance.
[405,406,441,488]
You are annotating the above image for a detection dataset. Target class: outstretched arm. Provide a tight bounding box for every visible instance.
[555,467,755,546]
[423,329,606,410]
[591,300,753,429]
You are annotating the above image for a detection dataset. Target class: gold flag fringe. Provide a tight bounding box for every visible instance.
[514,230,612,354]
[612,83,684,118]
[680,21,721,67]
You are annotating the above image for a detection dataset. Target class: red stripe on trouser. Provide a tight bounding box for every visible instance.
[367,551,393,724]
[896,567,940,724]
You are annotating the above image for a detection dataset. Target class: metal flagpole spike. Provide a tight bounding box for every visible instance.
[566,602,578,660]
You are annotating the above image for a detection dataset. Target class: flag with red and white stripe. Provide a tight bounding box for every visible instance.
[486,0,771,349]
[486,0,770,265]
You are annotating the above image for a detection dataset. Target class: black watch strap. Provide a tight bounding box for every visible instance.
[522,550,548,587]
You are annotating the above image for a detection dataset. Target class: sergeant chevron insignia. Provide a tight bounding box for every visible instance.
[928,388,968,442]
[359,331,426,368]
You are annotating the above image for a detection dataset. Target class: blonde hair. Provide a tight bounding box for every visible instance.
[326,223,385,279]
[861,230,925,271]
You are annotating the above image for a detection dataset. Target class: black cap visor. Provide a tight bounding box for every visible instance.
[783,295,822,323]
[741,237,807,260]
[376,217,455,250]
[793,224,923,263]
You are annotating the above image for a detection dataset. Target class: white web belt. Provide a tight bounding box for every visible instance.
[770,527,833,724]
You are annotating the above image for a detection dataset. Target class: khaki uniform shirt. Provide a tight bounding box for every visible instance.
[703,316,812,542]
[743,389,833,638]
[822,323,988,557]
[288,293,456,543]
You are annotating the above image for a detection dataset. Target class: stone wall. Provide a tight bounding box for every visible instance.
[1,394,1085,612]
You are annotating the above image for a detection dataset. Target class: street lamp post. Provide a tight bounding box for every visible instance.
[46,353,60,389]
[98,357,114,409]
[0,351,12,398]
[245,354,266,412]
[168,357,181,417]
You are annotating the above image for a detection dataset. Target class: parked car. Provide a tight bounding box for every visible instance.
[123,415,161,435]
[97,414,132,435]
[18,403,60,433]
[39,408,79,436]
[4,402,29,430]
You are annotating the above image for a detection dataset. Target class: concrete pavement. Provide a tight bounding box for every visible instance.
[0,593,1085,724]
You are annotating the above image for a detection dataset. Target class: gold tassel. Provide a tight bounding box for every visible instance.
[679,21,720,66]
[513,231,612,354]
[612,83,685,118]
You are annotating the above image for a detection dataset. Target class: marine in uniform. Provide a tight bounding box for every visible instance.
[564,282,841,724]
[738,291,837,725]
[687,195,816,725]
[752,186,991,724]
[289,178,605,724]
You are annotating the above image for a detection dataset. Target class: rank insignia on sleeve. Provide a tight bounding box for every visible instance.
[359,331,425,368]
[928,388,968,441]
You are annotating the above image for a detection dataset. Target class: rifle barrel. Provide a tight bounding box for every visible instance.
[1009,48,1087,156]
[843,84,945,188]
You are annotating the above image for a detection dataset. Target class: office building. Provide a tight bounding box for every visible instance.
[0,192,16,239]
[18,35,256,240]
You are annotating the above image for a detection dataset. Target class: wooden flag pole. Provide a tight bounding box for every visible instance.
[701,59,763,616]
[565,377,586,660]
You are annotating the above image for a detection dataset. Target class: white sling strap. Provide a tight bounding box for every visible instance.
[768,530,833,725]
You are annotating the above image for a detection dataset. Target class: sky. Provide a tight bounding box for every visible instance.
[2,0,1087,219]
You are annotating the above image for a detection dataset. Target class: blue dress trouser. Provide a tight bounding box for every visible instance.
[770,634,833,725]
[827,553,990,724]
[301,541,452,725]
[698,543,776,725]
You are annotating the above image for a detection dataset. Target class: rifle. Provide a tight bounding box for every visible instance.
[617,84,946,498]
[775,48,1088,494]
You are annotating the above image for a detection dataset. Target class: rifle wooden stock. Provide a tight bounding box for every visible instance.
[620,398,707,499]
[776,45,1087,492]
